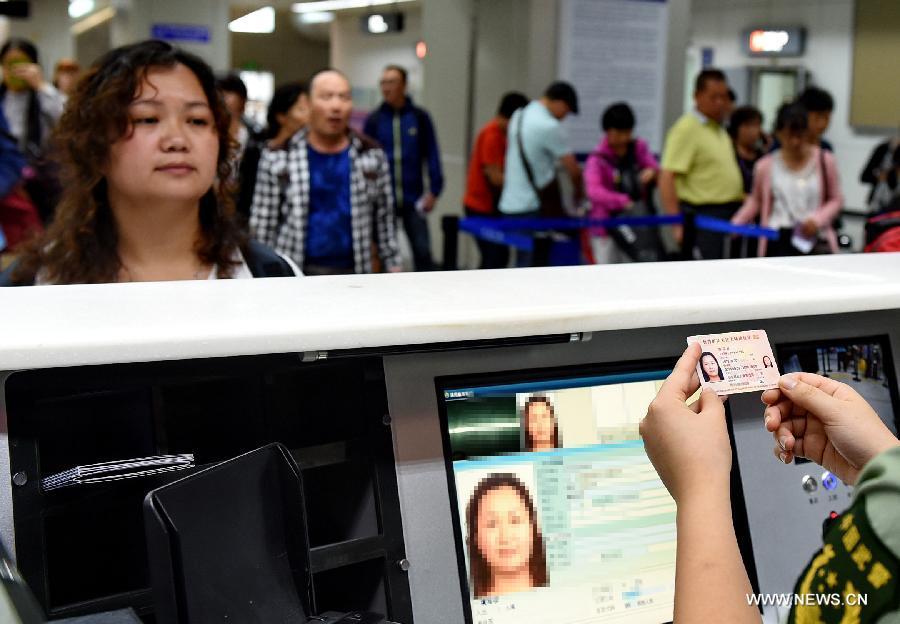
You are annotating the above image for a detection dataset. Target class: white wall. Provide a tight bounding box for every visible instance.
[471,0,532,136]
[113,0,230,72]
[0,2,76,81]
[329,9,423,110]
[690,0,882,211]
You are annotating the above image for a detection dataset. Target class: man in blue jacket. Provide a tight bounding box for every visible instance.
[364,65,444,271]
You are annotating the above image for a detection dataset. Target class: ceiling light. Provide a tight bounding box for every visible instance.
[367,14,388,34]
[68,0,94,19]
[292,0,415,14]
[229,6,275,34]
[299,11,334,24]
[70,6,114,36]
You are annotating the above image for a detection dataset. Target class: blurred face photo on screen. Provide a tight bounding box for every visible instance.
[476,487,533,584]
[524,399,557,451]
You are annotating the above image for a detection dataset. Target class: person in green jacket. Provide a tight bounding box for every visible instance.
[640,342,900,623]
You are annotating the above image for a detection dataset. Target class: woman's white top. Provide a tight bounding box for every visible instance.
[769,149,821,230]
[2,83,65,148]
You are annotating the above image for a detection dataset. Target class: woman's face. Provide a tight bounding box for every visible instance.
[276,93,309,136]
[778,129,806,158]
[55,69,79,95]
[3,48,32,91]
[736,120,761,149]
[105,63,219,209]
[526,402,555,446]
[476,486,533,576]
[702,355,720,379]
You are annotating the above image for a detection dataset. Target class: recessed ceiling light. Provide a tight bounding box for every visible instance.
[229,6,275,34]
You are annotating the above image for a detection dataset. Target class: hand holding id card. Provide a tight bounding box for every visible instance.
[687,330,780,395]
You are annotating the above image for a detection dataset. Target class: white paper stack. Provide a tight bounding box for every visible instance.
[41,454,195,491]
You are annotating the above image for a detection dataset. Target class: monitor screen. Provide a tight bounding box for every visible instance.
[777,336,899,436]
[438,368,676,624]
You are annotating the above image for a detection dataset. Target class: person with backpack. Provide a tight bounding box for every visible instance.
[732,103,842,257]
[584,102,660,264]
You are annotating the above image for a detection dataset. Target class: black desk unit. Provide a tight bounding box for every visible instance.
[1,254,900,623]
[4,356,411,621]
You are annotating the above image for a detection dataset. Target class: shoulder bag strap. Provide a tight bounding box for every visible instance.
[516,109,542,198]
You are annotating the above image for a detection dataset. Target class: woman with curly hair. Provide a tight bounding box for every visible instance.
[2,39,299,285]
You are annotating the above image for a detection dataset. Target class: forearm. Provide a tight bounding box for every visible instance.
[568,166,584,200]
[658,171,680,216]
[674,490,758,624]
[36,84,65,123]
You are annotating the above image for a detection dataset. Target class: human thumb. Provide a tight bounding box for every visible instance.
[778,374,842,424]
[698,388,725,416]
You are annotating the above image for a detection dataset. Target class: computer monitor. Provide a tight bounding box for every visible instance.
[437,366,676,624]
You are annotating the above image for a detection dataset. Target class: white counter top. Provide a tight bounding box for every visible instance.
[1,253,899,370]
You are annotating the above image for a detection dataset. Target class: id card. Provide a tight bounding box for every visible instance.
[791,225,816,254]
[686,330,780,395]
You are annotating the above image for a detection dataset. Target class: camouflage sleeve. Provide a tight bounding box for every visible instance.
[788,446,900,624]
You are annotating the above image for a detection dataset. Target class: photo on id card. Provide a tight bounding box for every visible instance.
[686,330,780,395]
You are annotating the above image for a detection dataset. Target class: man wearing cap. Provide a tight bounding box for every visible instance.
[499,81,583,265]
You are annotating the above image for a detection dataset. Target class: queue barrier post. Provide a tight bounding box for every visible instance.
[441,215,460,271]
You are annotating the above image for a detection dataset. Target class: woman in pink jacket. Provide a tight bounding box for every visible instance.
[732,103,842,256]
[584,103,659,264]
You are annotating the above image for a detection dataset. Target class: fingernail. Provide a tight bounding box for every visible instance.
[780,374,798,390]
[779,451,788,464]
[764,414,773,428]
[778,436,788,451]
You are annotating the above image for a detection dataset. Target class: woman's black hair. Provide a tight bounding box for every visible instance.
[265,81,308,139]
[216,72,248,101]
[0,37,43,151]
[775,103,808,135]
[727,105,762,139]
[601,102,635,131]
[797,87,834,114]
[498,91,528,119]
[700,352,726,382]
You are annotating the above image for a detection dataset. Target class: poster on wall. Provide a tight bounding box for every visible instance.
[557,0,669,155]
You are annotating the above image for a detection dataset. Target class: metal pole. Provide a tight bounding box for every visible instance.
[442,216,460,270]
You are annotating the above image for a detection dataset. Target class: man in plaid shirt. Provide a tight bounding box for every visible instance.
[249,69,401,275]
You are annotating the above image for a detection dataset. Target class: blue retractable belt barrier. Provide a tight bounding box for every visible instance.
[693,215,780,240]
[458,219,535,251]
[461,215,681,231]
[459,215,779,242]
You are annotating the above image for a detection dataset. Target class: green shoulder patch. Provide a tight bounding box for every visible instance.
[788,500,900,623]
